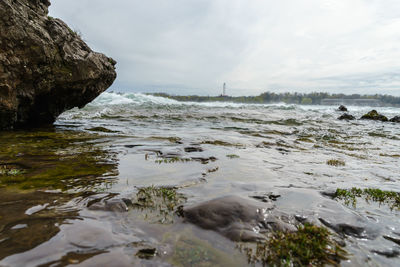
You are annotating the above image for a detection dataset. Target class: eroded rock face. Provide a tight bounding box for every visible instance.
[0,0,117,129]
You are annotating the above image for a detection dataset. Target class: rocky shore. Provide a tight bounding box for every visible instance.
[0,0,116,129]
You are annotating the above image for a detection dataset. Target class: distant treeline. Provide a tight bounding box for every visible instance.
[152,92,400,106]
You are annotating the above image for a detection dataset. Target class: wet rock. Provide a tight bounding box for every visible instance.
[183,195,297,242]
[338,113,355,120]
[389,116,400,123]
[384,235,400,246]
[319,218,366,238]
[184,146,204,153]
[250,192,281,202]
[338,105,348,112]
[0,0,116,129]
[88,198,130,212]
[360,110,388,122]
[136,248,157,259]
[371,249,400,258]
[191,156,217,164]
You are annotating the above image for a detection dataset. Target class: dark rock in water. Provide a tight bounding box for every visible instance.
[389,116,400,123]
[360,110,388,122]
[371,249,400,258]
[338,113,355,120]
[0,0,116,130]
[183,195,297,242]
[136,248,157,259]
[319,218,366,238]
[184,146,204,153]
[338,105,348,112]
[384,235,400,246]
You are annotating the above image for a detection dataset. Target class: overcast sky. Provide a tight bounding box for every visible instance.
[49,0,400,96]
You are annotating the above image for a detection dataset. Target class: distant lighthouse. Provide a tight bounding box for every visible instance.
[221,83,227,97]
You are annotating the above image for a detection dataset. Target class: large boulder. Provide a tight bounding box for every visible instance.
[0,0,116,129]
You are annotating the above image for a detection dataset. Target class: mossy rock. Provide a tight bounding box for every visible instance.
[360,110,388,121]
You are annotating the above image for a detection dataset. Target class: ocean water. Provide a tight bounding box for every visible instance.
[0,92,400,266]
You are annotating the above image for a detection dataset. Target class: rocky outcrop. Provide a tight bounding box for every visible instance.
[0,0,116,129]
[338,105,348,112]
[360,110,388,122]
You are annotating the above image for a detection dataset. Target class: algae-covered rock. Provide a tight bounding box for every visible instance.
[0,0,116,129]
[338,113,355,120]
[360,110,388,122]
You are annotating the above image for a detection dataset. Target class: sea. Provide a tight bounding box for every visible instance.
[0,92,399,266]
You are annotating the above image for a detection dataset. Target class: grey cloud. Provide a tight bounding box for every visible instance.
[49,0,400,95]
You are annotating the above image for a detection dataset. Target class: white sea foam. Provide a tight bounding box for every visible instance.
[88,92,297,109]
[88,92,180,107]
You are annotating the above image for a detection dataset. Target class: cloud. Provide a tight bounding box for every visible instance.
[49,0,400,95]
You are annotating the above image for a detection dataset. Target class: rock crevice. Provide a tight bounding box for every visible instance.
[0,0,116,129]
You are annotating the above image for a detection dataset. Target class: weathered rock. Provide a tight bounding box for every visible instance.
[389,116,400,123]
[338,113,355,120]
[360,110,388,122]
[338,105,348,112]
[183,195,297,242]
[0,0,116,129]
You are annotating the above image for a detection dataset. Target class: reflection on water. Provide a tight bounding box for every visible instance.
[0,93,400,266]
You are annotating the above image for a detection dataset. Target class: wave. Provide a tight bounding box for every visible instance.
[88,92,180,106]
[88,92,300,109]
[86,92,400,116]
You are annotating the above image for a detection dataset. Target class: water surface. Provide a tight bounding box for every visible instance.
[1,92,399,266]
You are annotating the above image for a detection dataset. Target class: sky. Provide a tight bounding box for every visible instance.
[49,0,400,96]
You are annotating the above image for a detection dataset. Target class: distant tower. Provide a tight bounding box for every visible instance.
[223,83,226,96]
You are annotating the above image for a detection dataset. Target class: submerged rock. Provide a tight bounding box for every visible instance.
[338,113,355,120]
[389,116,400,123]
[0,0,116,129]
[338,105,348,112]
[360,110,388,122]
[183,195,297,242]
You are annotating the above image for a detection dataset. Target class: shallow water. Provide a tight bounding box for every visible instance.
[1,92,400,266]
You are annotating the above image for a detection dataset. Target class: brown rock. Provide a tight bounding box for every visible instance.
[0,0,116,129]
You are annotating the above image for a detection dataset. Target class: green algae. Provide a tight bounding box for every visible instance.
[334,188,400,210]
[240,224,347,266]
[154,157,193,164]
[133,185,186,224]
[201,140,244,147]
[148,136,182,143]
[86,127,119,133]
[0,130,118,191]
[226,154,240,159]
[379,153,400,158]
[167,232,243,267]
[0,165,25,176]
[326,159,345,167]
